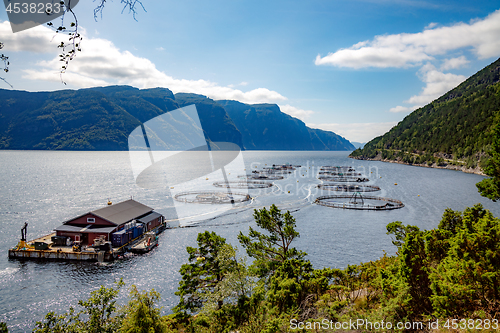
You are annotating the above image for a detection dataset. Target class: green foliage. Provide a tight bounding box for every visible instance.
[174,231,237,314]
[430,205,500,317]
[477,123,500,201]
[0,323,6,333]
[120,286,167,333]
[238,204,306,279]
[33,279,125,333]
[386,221,420,248]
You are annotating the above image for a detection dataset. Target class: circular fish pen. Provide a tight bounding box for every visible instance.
[213,180,273,189]
[318,184,380,192]
[318,171,362,176]
[254,169,292,175]
[320,166,355,172]
[239,174,285,180]
[317,175,369,182]
[315,193,404,210]
[174,191,251,204]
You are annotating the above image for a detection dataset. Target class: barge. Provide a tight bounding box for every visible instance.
[8,199,168,262]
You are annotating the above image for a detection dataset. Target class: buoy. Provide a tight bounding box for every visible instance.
[288,191,290,193]
[206,178,209,180]
[394,183,397,185]
[297,180,299,182]
[170,186,174,189]
[107,200,112,205]
[418,194,420,197]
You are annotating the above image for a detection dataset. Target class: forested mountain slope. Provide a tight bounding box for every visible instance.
[350,57,500,172]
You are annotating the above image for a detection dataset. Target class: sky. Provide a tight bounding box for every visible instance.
[1,0,500,143]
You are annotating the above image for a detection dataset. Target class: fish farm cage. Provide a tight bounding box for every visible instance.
[317,175,369,182]
[315,193,404,210]
[174,191,251,204]
[253,169,293,175]
[318,171,362,176]
[317,184,381,192]
[320,166,356,172]
[239,174,285,180]
[263,164,301,171]
[213,180,273,189]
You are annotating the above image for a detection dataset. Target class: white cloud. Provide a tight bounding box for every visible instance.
[404,63,466,105]
[0,21,66,53]
[1,21,286,104]
[389,105,413,113]
[440,55,469,70]
[315,9,500,69]
[425,22,438,30]
[279,104,315,121]
[307,121,398,143]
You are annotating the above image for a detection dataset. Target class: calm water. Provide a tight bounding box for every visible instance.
[0,150,498,332]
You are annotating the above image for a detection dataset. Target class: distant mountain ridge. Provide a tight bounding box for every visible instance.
[0,86,354,151]
[217,100,354,151]
[350,57,500,173]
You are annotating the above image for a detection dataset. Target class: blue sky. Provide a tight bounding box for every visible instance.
[1,0,500,142]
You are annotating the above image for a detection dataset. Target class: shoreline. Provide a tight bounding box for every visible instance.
[350,155,486,176]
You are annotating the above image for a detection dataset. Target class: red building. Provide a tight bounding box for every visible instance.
[54,199,164,245]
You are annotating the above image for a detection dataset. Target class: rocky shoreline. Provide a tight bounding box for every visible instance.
[350,155,486,176]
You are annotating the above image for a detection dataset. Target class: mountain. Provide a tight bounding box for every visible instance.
[350,57,500,172]
[0,86,353,151]
[351,142,365,149]
[217,100,354,150]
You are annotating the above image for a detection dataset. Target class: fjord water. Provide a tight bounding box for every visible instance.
[1,150,498,332]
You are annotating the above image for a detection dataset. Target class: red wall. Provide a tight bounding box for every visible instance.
[145,217,162,231]
[66,213,115,227]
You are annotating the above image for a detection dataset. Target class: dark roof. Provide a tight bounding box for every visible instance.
[55,225,117,234]
[138,211,162,224]
[90,199,153,226]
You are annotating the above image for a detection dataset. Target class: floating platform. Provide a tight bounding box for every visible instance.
[315,194,404,210]
[239,174,285,180]
[318,184,381,192]
[317,175,369,182]
[318,171,362,176]
[213,180,273,189]
[8,222,167,262]
[174,191,251,204]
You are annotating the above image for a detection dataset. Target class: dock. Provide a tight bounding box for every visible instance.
[8,222,167,262]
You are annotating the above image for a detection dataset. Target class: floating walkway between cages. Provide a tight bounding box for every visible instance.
[213,180,273,189]
[318,184,380,192]
[317,175,369,182]
[315,194,404,210]
[174,191,251,204]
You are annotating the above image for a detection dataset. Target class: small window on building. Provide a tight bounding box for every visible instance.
[87,217,95,223]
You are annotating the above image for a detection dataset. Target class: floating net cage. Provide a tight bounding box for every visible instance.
[318,184,380,192]
[318,171,362,176]
[320,166,356,172]
[317,175,369,182]
[263,164,301,171]
[315,193,404,210]
[239,174,285,180]
[213,180,273,189]
[254,169,292,175]
[174,191,251,204]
